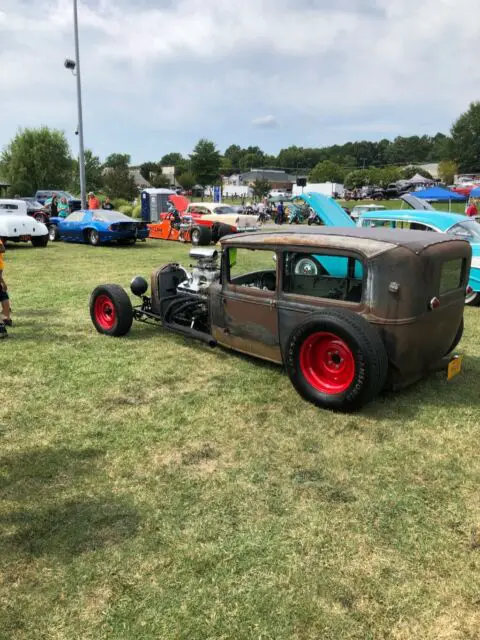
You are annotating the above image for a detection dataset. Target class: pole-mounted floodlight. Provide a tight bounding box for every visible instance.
[65,0,87,210]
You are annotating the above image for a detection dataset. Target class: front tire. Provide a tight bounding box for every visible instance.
[285,310,388,412]
[48,225,59,242]
[466,291,480,306]
[90,285,133,336]
[31,234,49,247]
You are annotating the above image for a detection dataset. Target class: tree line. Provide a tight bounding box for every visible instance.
[1,102,480,199]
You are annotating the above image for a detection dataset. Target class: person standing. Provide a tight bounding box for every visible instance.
[50,194,58,218]
[102,197,114,210]
[0,239,11,338]
[276,201,285,225]
[466,200,478,218]
[57,196,70,218]
[88,191,101,210]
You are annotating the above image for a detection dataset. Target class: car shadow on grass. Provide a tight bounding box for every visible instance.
[0,446,140,560]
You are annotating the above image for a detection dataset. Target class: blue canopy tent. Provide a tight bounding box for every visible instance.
[469,187,480,198]
[408,186,466,211]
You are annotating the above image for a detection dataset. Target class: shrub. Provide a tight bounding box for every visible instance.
[118,205,133,216]
[132,204,142,218]
[113,198,130,209]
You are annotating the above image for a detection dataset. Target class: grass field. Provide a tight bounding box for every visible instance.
[2,236,480,639]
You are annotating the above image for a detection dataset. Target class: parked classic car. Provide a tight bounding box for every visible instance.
[357,208,480,305]
[48,210,148,245]
[0,199,49,246]
[35,190,82,213]
[22,198,50,224]
[148,202,259,246]
[90,227,470,412]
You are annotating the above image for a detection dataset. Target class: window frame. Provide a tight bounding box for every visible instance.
[280,248,367,306]
[224,246,278,295]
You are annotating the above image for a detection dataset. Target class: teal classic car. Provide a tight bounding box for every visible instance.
[357,209,480,305]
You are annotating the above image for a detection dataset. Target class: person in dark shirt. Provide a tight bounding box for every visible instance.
[50,194,58,217]
[102,197,114,210]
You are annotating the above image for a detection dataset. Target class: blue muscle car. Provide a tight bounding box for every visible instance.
[48,210,148,246]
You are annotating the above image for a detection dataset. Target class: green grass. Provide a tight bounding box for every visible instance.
[2,239,480,639]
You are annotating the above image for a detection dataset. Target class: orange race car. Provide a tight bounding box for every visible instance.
[148,201,260,246]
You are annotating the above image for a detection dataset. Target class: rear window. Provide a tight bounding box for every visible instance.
[440,258,466,294]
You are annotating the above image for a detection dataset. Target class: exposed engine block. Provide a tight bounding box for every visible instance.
[177,247,221,294]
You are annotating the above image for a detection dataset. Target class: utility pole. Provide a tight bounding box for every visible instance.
[73,0,87,209]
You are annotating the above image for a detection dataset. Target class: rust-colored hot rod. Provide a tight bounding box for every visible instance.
[90,228,471,411]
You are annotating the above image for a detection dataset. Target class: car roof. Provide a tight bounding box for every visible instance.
[221,226,465,257]
[188,202,233,209]
[358,208,466,230]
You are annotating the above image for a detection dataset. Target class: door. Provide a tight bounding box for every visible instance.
[215,247,282,363]
[60,211,84,240]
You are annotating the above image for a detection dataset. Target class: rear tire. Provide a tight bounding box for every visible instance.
[31,234,49,247]
[191,225,212,246]
[285,309,388,412]
[89,229,100,246]
[90,284,133,336]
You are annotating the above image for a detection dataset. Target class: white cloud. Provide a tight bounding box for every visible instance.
[0,0,480,162]
[252,115,279,128]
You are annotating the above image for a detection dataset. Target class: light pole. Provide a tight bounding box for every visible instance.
[65,0,87,209]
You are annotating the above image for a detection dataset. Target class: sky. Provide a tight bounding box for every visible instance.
[0,0,479,164]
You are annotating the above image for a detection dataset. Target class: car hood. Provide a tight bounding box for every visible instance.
[298,192,355,227]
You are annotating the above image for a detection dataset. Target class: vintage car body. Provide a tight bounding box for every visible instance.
[357,208,480,305]
[148,202,260,246]
[48,210,148,245]
[0,199,49,246]
[90,227,470,412]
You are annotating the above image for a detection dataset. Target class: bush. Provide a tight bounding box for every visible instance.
[113,198,131,209]
[132,204,142,218]
[118,205,133,216]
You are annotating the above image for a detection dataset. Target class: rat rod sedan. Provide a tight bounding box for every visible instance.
[90,228,470,411]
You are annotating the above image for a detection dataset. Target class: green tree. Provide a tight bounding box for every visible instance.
[224,144,243,169]
[309,161,345,184]
[104,153,131,169]
[402,165,433,180]
[190,139,221,188]
[438,160,458,185]
[450,102,480,173]
[0,126,72,195]
[150,172,170,188]
[344,169,371,189]
[71,149,103,194]
[139,162,157,183]
[176,172,196,191]
[160,152,189,175]
[252,178,272,199]
[102,153,136,200]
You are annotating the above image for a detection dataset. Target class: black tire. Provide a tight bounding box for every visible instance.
[48,225,59,242]
[34,213,47,224]
[285,309,388,412]
[446,318,464,354]
[191,225,212,246]
[88,229,100,246]
[90,284,133,337]
[31,234,49,248]
[466,291,480,306]
[216,223,234,241]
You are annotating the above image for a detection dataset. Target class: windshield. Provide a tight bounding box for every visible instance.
[213,206,235,214]
[92,211,133,222]
[448,219,480,241]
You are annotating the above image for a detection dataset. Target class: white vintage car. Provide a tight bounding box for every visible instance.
[0,199,49,246]
[185,202,259,231]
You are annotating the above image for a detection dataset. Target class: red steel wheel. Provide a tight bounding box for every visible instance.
[299,331,355,394]
[90,284,133,336]
[94,294,116,331]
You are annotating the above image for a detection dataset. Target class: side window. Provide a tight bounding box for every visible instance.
[283,252,364,303]
[227,248,277,291]
[362,219,394,228]
[0,203,18,210]
[65,212,83,222]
